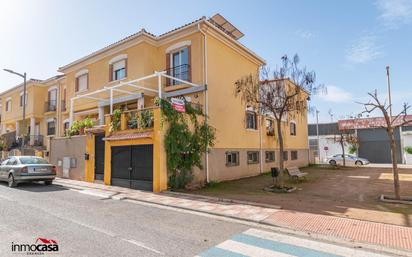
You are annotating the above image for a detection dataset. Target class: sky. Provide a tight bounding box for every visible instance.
[0,0,411,123]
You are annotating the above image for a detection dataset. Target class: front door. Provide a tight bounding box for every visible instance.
[94,135,105,180]
[111,145,153,191]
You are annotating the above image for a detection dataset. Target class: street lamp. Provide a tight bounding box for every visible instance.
[3,69,27,150]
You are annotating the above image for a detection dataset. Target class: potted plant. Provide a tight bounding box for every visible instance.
[128,114,138,129]
[139,110,153,129]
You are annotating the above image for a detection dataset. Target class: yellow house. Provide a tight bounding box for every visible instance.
[1,14,310,192]
[0,75,66,154]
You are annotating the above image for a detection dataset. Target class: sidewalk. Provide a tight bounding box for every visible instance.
[54,178,412,252]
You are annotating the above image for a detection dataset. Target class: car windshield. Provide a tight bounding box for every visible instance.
[19,157,49,165]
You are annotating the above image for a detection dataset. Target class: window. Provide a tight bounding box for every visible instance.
[291,151,298,160]
[19,92,28,107]
[6,99,11,112]
[266,119,274,136]
[309,139,318,150]
[226,151,239,166]
[20,157,48,164]
[171,47,190,84]
[1,158,9,166]
[290,122,297,136]
[246,111,257,130]
[111,59,127,81]
[47,89,57,111]
[283,151,289,161]
[76,73,88,92]
[247,151,259,164]
[47,121,56,135]
[8,157,17,165]
[265,151,275,162]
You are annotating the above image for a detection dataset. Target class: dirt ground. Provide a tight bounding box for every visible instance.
[191,166,412,227]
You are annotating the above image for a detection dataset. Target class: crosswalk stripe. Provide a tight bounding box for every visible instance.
[218,240,296,257]
[197,246,248,257]
[231,234,342,257]
[244,229,389,257]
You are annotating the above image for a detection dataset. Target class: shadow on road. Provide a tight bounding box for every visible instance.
[0,181,69,192]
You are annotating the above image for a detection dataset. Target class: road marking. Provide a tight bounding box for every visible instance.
[122,238,164,255]
[198,229,394,257]
[244,229,388,257]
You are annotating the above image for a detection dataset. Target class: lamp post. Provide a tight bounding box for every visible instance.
[3,69,27,150]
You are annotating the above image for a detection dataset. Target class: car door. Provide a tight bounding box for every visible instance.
[0,158,10,181]
[335,154,344,165]
[345,155,356,166]
[5,157,17,178]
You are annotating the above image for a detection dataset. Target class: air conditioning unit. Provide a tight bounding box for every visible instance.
[266,127,275,136]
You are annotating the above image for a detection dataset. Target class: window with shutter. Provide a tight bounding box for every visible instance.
[76,74,88,92]
[111,59,127,81]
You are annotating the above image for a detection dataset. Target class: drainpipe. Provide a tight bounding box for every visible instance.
[198,22,209,183]
[259,114,263,174]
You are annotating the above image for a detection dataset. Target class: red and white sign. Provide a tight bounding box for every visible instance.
[171,98,186,113]
[339,115,412,130]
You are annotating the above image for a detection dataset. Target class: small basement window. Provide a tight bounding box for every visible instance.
[291,151,298,160]
[226,151,239,166]
[283,151,289,161]
[247,151,259,164]
[265,151,275,162]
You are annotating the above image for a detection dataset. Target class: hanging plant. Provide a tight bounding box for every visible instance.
[159,98,215,189]
[109,109,122,132]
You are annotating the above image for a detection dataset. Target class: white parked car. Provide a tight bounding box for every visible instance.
[325,154,370,166]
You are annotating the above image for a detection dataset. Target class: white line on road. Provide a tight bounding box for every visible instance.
[122,238,164,255]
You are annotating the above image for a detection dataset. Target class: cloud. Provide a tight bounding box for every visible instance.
[345,34,383,64]
[376,0,412,28]
[319,85,353,103]
[295,29,315,39]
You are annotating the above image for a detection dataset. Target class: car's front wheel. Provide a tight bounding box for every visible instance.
[329,160,337,166]
[44,180,53,186]
[355,160,363,166]
[8,174,16,188]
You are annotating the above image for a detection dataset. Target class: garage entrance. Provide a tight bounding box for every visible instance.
[94,135,105,180]
[111,144,153,191]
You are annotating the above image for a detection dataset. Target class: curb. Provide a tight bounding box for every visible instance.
[164,191,282,210]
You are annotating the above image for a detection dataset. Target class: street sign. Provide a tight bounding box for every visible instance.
[171,98,185,113]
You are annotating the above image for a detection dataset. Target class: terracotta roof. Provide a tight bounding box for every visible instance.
[103,132,152,141]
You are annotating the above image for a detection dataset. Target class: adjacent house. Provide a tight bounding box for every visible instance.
[0,14,310,192]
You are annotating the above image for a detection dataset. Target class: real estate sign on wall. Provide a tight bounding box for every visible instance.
[171,98,185,113]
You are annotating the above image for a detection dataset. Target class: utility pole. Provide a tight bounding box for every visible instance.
[386,66,393,121]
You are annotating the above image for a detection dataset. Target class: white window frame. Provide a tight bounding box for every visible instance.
[170,47,189,85]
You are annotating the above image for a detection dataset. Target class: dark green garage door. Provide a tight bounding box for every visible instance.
[111,145,153,191]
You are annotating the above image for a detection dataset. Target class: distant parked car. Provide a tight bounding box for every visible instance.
[325,154,370,166]
[0,156,56,187]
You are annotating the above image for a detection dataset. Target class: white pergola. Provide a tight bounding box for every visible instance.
[69,71,205,125]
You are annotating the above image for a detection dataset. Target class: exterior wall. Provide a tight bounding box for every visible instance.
[308,135,352,164]
[208,148,308,182]
[404,132,412,164]
[49,135,86,181]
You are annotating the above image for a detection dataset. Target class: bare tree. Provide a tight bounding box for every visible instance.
[333,130,358,167]
[235,54,323,187]
[359,90,411,200]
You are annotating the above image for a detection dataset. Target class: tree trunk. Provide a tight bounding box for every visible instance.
[276,119,284,187]
[341,138,346,167]
[389,128,401,200]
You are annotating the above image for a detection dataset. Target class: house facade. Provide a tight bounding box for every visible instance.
[1,14,310,191]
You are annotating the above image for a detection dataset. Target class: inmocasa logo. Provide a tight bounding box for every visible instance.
[11,237,59,255]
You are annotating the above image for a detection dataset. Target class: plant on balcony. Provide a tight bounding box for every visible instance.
[127,114,138,129]
[109,109,122,132]
[139,110,154,129]
[157,98,215,189]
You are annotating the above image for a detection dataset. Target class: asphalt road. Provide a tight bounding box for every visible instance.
[0,181,399,257]
[0,181,249,257]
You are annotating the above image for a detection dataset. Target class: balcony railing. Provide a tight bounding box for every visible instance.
[45,100,57,112]
[14,135,44,147]
[106,107,157,133]
[61,100,67,112]
[164,64,191,86]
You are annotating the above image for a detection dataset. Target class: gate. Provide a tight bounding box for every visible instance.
[111,144,153,191]
[94,135,105,180]
[358,128,402,163]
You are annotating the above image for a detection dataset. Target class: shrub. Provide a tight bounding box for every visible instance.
[405,146,412,155]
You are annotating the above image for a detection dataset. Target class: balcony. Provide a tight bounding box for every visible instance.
[164,64,191,86]
[13,135,44,147]
[45,100,57,112]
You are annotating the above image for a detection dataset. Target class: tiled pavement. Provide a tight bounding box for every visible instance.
[54,178,412,252]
